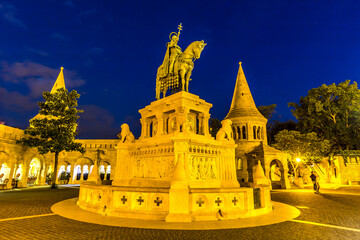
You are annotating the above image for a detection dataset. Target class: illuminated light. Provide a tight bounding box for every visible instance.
[296,158,301,162]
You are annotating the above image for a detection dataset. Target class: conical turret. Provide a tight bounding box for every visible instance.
[225,62,265,120]
[51,67,65,93]
[30,67,66,124]
[224,62,267,144]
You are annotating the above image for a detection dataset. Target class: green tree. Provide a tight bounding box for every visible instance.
[289,80,360,151]
[273,130,330,176]
[268,120,297,145]
[257,104,277,144]
[209,118,222,138]
[257,104,277,121]
[17,88,85,189]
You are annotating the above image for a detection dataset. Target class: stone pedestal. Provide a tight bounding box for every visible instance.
[78,91,272,221]
[87,162,102,184]
[166,186,191,222]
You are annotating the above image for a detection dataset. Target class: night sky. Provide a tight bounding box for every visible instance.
[1,0,359,139]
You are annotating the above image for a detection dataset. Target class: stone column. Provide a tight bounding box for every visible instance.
[198,113,204,135]
[219,146,239,188]
[80,165,84,181]
[6,162,16,189]
[38,163,46,186]
[72,165,79,182]
[202,113,211,137]
[19,165,29,188]
[88,160,101,184]
[68,162,75,184]
[112,144,131,186]
[166,139,191,222]
[156,114,165,136]
[139,118,146,139]
[145,119,154,138]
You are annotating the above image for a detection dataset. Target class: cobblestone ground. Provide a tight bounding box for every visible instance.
[0,186,360,240]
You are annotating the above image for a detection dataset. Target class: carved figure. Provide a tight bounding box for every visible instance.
[216,119,234,142]
[157,25,183,79]
[117,124,135,143]
[156,24,206,99]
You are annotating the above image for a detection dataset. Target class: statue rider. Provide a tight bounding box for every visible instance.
[157,24,183,78]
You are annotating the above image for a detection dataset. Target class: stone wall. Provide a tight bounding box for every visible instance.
[337,156,360,184]
[0,124,118,188]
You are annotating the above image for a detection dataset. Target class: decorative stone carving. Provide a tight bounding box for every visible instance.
[189,157,217,180]
[216,119,234,142]
[117,124,135,143]
[134,156,174,179]
[156,24,206,99]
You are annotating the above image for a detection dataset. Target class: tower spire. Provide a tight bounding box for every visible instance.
[29,67,66,124]
[225,62,265,119]
[51,67,65,93]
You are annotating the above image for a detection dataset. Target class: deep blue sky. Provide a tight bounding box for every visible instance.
[1,0,359,139]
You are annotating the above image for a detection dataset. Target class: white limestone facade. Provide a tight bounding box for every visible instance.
[77,91,273,221]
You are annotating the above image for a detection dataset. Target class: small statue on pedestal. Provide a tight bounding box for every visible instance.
[117,124,135,143]
[216,119,234,142]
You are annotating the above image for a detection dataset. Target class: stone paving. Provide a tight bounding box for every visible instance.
[0,186,360,240]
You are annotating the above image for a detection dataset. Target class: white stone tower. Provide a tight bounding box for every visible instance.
[225,62,290,188]
[225,62,267,183]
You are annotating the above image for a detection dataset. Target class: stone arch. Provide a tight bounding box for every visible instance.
[15,163,23,180]
[75,157,94,166]
[0,151,11,184]
[74,157,94,181]
[242,126,246,139]
[269,159,286,189]
[99,160,111,180]
[57,160,72,184]
[83,165,90,180]
[237,157,242,170]
[149,121,154,137]
[0,151,10,183]
[0,151,10,166]
[28,157,44,185]
[57,160,71,178]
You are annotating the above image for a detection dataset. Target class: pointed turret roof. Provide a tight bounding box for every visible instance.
[30,67,66,124]
[51,67,65,93]
[225,62,265,120]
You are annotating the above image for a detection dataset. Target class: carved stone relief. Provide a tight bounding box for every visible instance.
[189,157,217,180]
[134,157,174,179]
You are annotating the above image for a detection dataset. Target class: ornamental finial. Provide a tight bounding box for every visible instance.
[177,23,183,36]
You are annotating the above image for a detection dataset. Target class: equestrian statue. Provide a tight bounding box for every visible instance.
[156,24,206,100]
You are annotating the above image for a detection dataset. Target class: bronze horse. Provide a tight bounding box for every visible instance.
[156,40,206,100]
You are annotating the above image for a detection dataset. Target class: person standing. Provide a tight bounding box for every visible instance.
[310,171,320,193]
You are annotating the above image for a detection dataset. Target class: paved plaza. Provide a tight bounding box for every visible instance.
[0,186,360,240]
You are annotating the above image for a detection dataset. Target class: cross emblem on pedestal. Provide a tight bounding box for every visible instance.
[196,198,204,207]
[215,197,222,206]
[121,195,127,204]
[232,197,238,206]
[154,197,163,206]
[137,196,144,205]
